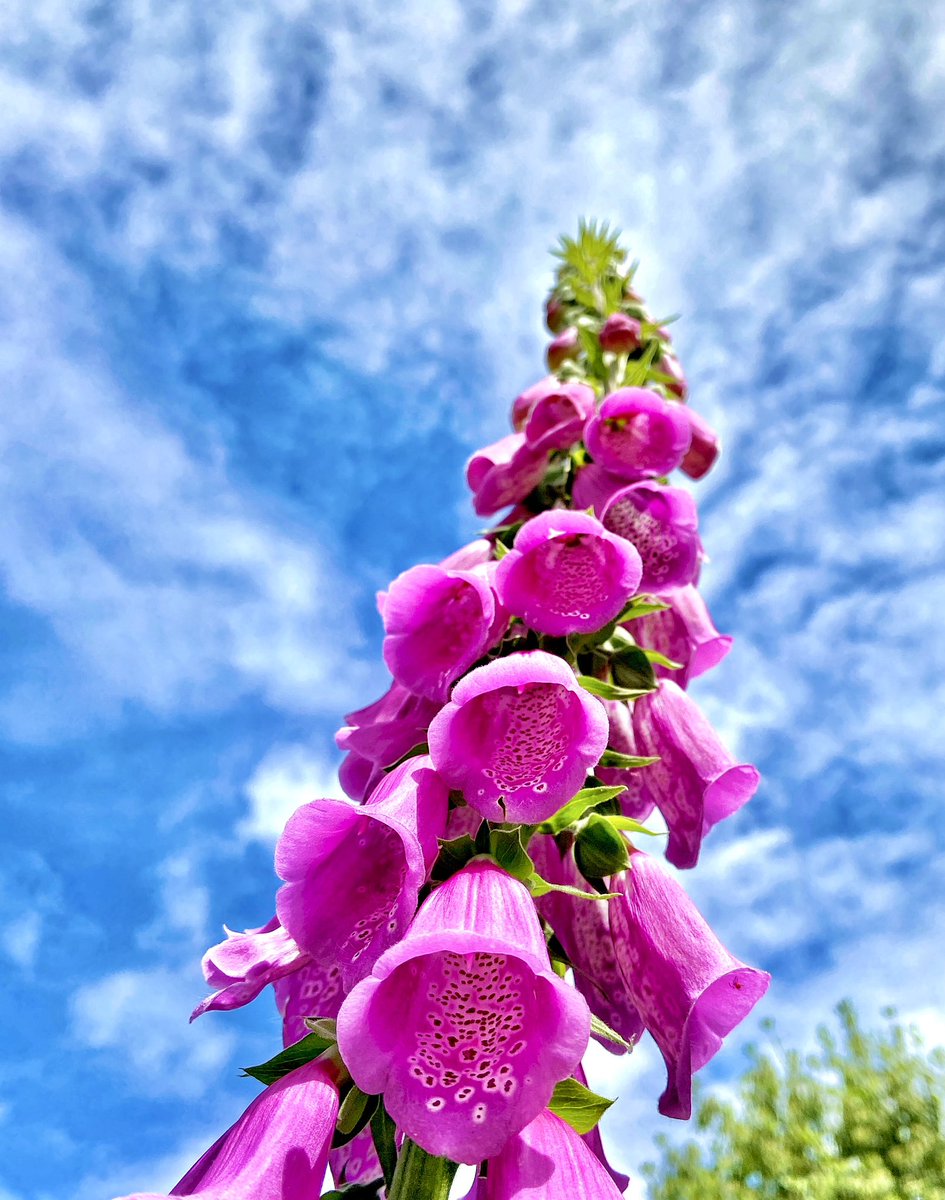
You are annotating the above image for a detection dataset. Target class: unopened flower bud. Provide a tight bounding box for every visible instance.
[545,294,568,333]
[599,313,642,354]
[547,327,580,372]
[659,354,688,400]
[679,408,721,479]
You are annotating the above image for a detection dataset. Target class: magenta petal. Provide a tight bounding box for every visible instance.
[600,482,702,594]
[630,586,732,688]
[594,700,656,822]
[511,375,560,430]
[610,852,769,1119]
[679,408,720,479]
[571,462,627,516]
[382,564,499,702]
[116,1058,340,1199]
[632,681,760,868]
[495,511,642,636]
[427,650,608,823]
[584,388,691,479]
[530,834,645,1053]
[522,382,596,454]
[335,681,440,800]
[273,959,346,1047]
[275,798,426,988]
[363,754,449,873]
[336,861,590,1164]
[440,539,495,570]
[191,918,309,1021]
[467,433,549,517]
[477,1110,626,1199]
[329,1124,383,1189]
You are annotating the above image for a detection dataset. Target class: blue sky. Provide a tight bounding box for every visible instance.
[1,2,944,1196]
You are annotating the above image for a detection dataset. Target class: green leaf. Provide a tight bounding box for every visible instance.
[370,1103,398,1193]
[590,1013,636,1053]
[548,1076,616,1134]
[577,675,655,703]
[538,785,628,835]
[605,814,663,837]
[574,813,631,878]
[615,596,671,623]
[490,827,535,883]
[643,649,684,670]
[242,1030,335,1086]
[598,749,660,770]
[609,644,657,693]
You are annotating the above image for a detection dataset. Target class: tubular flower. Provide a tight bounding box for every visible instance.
[115,1057,341,1200]
[190,917,309,1021]
[519,380,597,454]
[584,388,691,480]
[632,681,759,869]
[466,432,548,517]
[380,563,503,702]
[467,1109,626,1199]
[275,757,447,989]
[427,650,608,823]
[494,510,642,636]
[274,959,345,1047]
[630,584,732,688]
[336,859,590,1164]
[610,851,769,1119]
[329,1125,384,1190]
[600,482,703,594]
[594,699,657,820]
[335,680,440,802]
[679,407,721,479]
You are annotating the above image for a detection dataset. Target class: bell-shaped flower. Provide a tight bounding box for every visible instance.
[115,1056,341,1199]
[466,433,549,517]
[274,958,346,1046]
[275,757,448,989]
[379,563,503,702]
[571,461,631,515]
[336,680,441,801]
[511,375,558,430]
[467,1109,626,1198]
[511,380,597,454]
[584,388,691,480]
[610,850,769,1118]
[428,650,608,823]
[631,585,732,688]
[440,538,494,570]
[494,510,642,636]
[337,859,590,1164]
[600,482,702,594]
[530,833,645,1052]
[632,681,759,869]
[191,917,309,1021]
[594,700,657,821]
[679,407,720,479]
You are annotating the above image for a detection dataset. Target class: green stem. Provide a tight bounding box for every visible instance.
[388,1137,459,1200]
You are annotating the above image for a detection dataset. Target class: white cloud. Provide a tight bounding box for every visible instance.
[240,742,347,842]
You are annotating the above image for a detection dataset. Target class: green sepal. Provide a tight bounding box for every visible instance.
[370,1103,399,1193]
[336,1085,375,1139]
[615,596,671,623]
[590,1013,636,1053]
[548,1076,616,1134]
[493,539,510,560]
[529,874,618,902]
[577,675,654,703]
[242,1029,335,1086]
[538,785,627,835]
[432,832,478,881]
[598,749,659,770]
[575,813,631,878]
[643,648,684,670]
[490,827,535,883]
[605,814,662,836]
[608,643,657,693]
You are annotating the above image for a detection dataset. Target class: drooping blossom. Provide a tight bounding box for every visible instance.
[610,850,769,1119]
[545,295,567,333]
[547,327,581,371]
[494,510,642,636]
[275,757,448,988]
[571,461,633,516]
[379,563,503,702]
[336,680,440,802]
[274,958,345,1047]
[584,388,691,480]
[507,379,596,454]
[679,407,720,479]
[594,699,657,821]
[658,353,688,399]
[329,1125,384,1191]
[530,833,645,1052]
[440,538,495,570]
[337,859,590,1163]
[115,1057,341,1200]
[466,1109,625,1199]
[600,482,703,594]
[467,433,549,517]
[599,312,642,354]
[632,681,759,869]
[630,585,732,688]
[191,917,309,1021]
[428,650,608,823]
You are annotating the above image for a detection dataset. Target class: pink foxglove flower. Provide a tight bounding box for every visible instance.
[599,312,642,354]
[467,433,549,517]
[518,380,596,454]
[600,481,703,594]
[191,917,309,1021]
[275,757,447,988]
[379,563,503,702]
[336,680,440,801]
[610,850,769,1119]
[428,650,608,823]
[116,1057,340,1200]
[631,584,732,687]
[274,959,345,1046]
[337,859,590,1163]
[494,510,642,636]
[633,681,759,868]
[595,699,657,821]
[467,1109,625,1199]
[330,1125,384,1190]
[679,407,720,479]
[546,326,581,371]
[584,388,691,480]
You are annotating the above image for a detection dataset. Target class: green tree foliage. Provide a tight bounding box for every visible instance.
[643,1003,945,1200]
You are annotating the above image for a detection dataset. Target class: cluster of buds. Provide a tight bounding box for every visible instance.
[120,223,768,1200]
